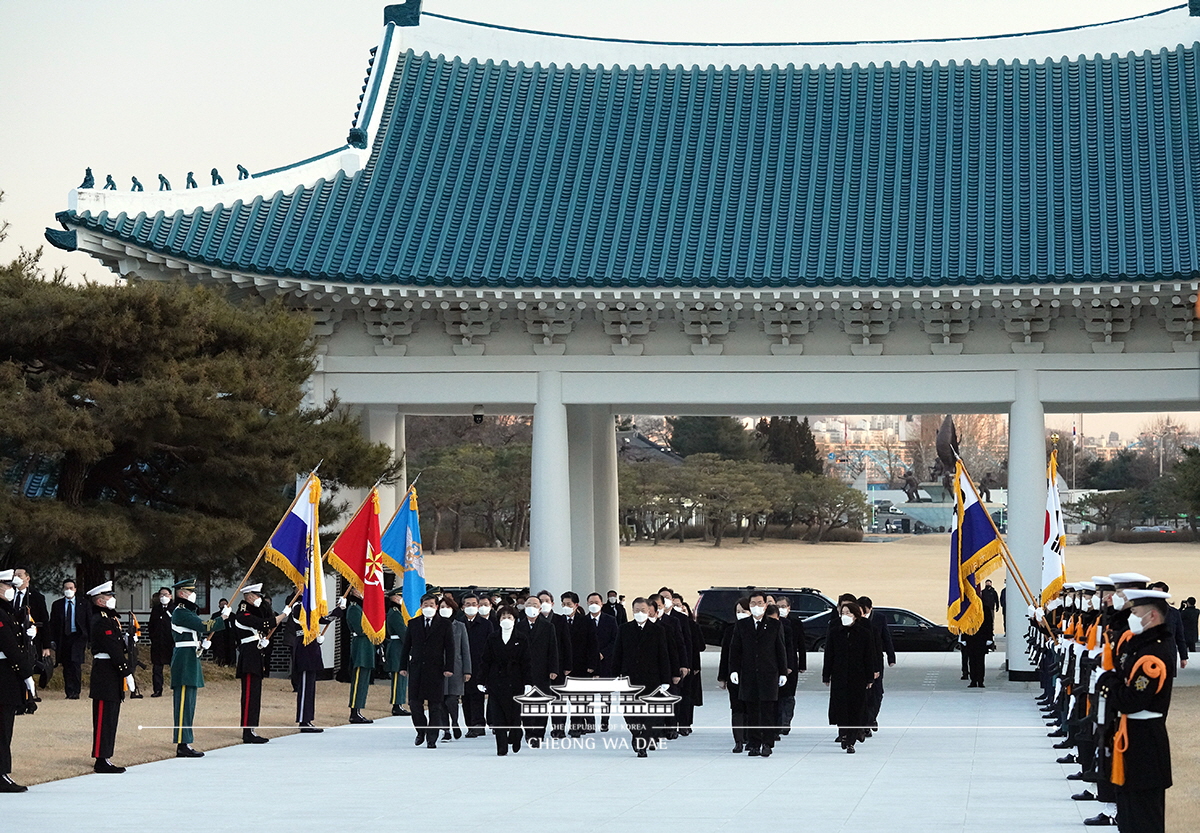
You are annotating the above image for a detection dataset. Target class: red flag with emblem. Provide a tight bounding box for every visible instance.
[325,489,386,644]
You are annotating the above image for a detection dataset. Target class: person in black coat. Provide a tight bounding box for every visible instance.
[823,600,876,753]
[774,596,806,737]
[603,591,627,624]
[1149,582,1189,674]
[477,606,532,755]
[86,582,133,774]
[459,592,494,738]
[858,596,895,730]
[560,592,599,736]
[612,598,672,757]
[49,579,90,700]
[288,602,331,733]
[584,593,619,732]
[514,597,560,746]
[147,586,173,697]
[717,597,751,753]
[11,569,49,689]
[728,591,788,757]
[537,590,573,738]
[675,597,704,734]
[209,597,236,667]
[1182,597,1199,652]
[0,570,37,792]
[400,593,455,748]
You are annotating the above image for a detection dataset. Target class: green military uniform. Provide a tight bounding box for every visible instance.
[385,597,408,714]
[346,600,375,717]
[169,581,227,753]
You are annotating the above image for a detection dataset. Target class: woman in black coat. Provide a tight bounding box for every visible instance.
[677,599,704,734]
[716,598,751,753]
[477,607,532,756]
[823,600,876,753]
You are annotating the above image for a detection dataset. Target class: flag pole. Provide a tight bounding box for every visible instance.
[242,464,324,600]
[954,454,1036,607]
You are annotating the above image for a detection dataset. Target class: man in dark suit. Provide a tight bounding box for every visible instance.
[399,593,455,748]
[650,592,689,739]
[774,596,806,737]
[459,592,493,737]
[147,586,173,697]
[12,568,49,688]
[49,579,90,699]
[1149,581,1189,673]
[858,596,895,731]
[86,581,133,773]
[603,591,627,624]
[537,590,573,738]
[612,597,671,757]
[560,592,599,737]
[728,591,788,757]
[515,595,560,746]
[585,592,619,732]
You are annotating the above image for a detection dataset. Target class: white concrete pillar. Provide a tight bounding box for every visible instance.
[366,406,400,520]
[567,406,596,595]
[591,407,620,599]
[530,371,573,596]
[395,412,407,491]
[1005,368,1044,679]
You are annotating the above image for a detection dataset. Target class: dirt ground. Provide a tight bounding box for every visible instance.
[10,534,1197,828]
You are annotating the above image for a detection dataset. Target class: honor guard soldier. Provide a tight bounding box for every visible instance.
[343,588,376,724]
[289,599,330,733]
[385,587,410,716]
[1096,588,1174,833]
[169,579,231,757]
[233,584,289,744]
[86,581,135,773]
[0,569,37,792]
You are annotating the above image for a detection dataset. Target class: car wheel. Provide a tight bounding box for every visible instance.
[813,638,826,652]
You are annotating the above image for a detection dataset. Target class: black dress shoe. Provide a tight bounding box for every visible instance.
[414,732,424,746]
[1053,740,1074,750]
[175,745,204,758]
[512,736,521,752]
[968,681,978,688]
[93,759,126,774]
[300,724,324,734]
[845,744,856,754]
[129,692,143,700]
[349,712,373,725]
[636,748,648,758]
[453,727,462,739]
[1071,790,1097,802]
[977,682,985,688]
[960,674,969,680]
[150,691,163,698]
[1082,771,1099,783]
[1066,771,1085,780]
[761,746,772,757]
[242,732,270,744]
[732,743,744,754]
[748,748,762,757]
[1083,813,1117,826]
[1056,754,1078,764]
[1047,728,1067,737]
[0,775,28,792]
[426,740,437,749]
[392,706,404,716]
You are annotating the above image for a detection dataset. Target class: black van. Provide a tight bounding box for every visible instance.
[694,586,835,647]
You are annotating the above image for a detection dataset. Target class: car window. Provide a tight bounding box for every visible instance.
[792,595,829,614]
[886,611,923,627]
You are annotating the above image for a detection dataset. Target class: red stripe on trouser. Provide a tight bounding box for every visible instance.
[93,700,104,758]
[243,675,251,727]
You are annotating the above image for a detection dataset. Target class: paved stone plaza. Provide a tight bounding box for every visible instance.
[11,650,1191,830]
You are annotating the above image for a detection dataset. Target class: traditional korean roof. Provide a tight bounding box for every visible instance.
[49,5,1200,289]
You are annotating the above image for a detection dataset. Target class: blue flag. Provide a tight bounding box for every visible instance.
[947,461,1003,635]
[380,486,425,622]
[262,473,327,643]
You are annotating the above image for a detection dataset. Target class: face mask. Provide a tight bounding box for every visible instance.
[479,606,492,616]
[840,614,854,627]
[1,588,13,602]
[421,607,436,619]
[750,605,765,618]
[11,577,23,589]
[499,619,515,631]
[608,597,617,604]
[648,615,658,623]
[588,603,602,614]
[1128,613,1146,635]
[563,606,575,616]
[184,591,197,604]
[463,606,478,617]
[160,595,171,605]
[438,607,453,618]
[778,608,789,617]
[632,611,649,624]
[539,601,552,614]
[662,599,673,610]
[105,597,117,610]
[736,611,751,620]
[526,607,540,619]
[1112,593,1127,611]
[63,589,75,599]
[251,597,262,607]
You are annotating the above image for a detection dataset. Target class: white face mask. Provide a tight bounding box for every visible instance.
[588,603,602,614]
[1112,593,1128,611]
[526,606,540,619]
[750,605,766,618]
[251,597,262,607]
[478,606,491,616]
[1128,613,1146,635]
[463,606,478,617]
[608,597,618,604]
[499,619,515,632]
[184,591,197,604]
[662,599,673,610]
[438,607,453,618]
[1,587,14,602]
[840,614,854,627]
[104,597,117,610]
[735,611,751,620]
[11,577,23,589]
[632,611,649,624]
[159,595,171,605]
[778,608,789,617]
[563,605,575,616]
[63,589,75,599]
[421,607,436,619]
[539,601,553,614]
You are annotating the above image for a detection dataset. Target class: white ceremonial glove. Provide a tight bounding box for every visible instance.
[778,675,787,687]
[477,685,487,693]
[133,634,140,643]
[316,634,325,645]
[125,674,136,693]
[201,639,212,651]
[338,597,348,610]
[729,672,739,685]
[23,677,36,696]
[221,605,233,619]
[258,637,270,649]
[26,625,37,639]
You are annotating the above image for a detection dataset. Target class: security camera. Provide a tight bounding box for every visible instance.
[472,405,484,425]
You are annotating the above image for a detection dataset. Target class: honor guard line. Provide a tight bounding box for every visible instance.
[44,1,1200,683]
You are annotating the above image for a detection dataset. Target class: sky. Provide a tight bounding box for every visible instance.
[0,1,1194,439]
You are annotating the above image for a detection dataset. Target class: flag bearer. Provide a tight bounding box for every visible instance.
[385,587,409,716]
[170,579,230,757]
[290,600,330,733]
[233,583,289,744]
[87,581,133,773]
[345,587,376,723]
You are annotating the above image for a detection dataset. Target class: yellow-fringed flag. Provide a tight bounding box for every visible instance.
[325,489,386,644]
[947,460,1005,635]
[1041,450,1067,605]
[261,472,327,644]
[380,485,425,622]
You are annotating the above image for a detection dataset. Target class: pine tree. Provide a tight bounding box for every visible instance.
[667,416,756,460]
[755,416,823,474]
